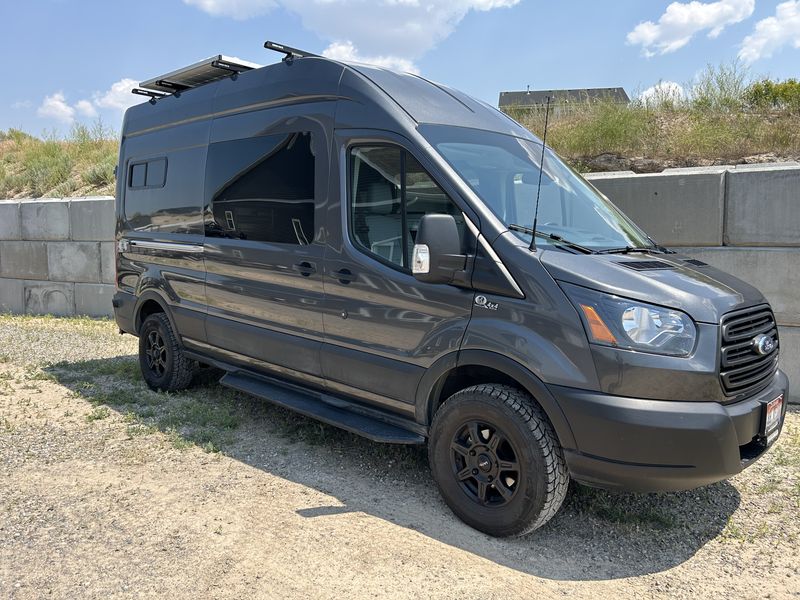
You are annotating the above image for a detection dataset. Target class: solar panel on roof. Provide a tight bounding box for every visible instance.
[138,55,262,94]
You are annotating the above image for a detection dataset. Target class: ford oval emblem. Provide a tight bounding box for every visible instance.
[753,333,776,356]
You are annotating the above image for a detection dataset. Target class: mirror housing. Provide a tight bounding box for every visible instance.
[412,214,466,284]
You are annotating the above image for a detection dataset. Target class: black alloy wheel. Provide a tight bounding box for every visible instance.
[144,329,168,378]
[138,312,197,392]
[429,384,569,537]
[450,420,521,507]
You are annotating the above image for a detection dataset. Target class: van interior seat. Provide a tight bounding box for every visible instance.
[356,181,403,264]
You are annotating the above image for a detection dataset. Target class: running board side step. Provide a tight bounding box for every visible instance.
[220,372,425,445]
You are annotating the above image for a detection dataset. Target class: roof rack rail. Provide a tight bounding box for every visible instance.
[264,41,319,61]
[132,55,263,99]
[132,88,169,104]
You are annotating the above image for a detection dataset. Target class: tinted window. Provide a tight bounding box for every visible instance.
[130,163,146,188]
[124,148,203,233]
[350,146,465,269]
[145,158,167,187]
[205,132,315,244]
[129,158,166,189]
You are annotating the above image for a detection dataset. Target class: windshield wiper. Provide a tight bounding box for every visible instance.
[507,224,595,255]
[595,245,661,255]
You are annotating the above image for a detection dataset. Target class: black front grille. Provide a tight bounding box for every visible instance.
[720,305,779,395]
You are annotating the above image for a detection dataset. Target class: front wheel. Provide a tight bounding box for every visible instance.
[428,384,568,537]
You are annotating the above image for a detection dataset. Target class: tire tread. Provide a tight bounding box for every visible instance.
[430,383,568,536]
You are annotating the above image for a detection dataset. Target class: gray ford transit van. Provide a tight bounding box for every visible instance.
[113,42,788,537]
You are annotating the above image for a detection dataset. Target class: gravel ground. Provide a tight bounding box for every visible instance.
[0,314,798,599]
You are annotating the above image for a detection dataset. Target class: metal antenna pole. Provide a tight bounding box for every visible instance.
[529,95,552,252]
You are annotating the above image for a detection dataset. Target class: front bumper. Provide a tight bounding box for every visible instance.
[552,370,789,492]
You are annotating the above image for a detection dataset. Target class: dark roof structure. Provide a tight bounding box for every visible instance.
[125,45,538,144]
[498,87,630,108]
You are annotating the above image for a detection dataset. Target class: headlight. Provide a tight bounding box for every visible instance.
[561,282,697,356]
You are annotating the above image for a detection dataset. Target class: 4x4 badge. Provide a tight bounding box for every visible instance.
[474,295,499,311]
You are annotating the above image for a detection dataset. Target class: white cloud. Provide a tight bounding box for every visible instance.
[37,92,76,124]
[322,41,419,73]
[93,78,140,111]
[75,99,98,118]
[627,0,755,56]
[37,78,140,125]
[739,0,800,63]
[183,0,519,71]
[640,81,686,105]
[184,0,277,19]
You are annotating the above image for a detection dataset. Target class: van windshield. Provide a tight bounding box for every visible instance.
[420,125,653,251]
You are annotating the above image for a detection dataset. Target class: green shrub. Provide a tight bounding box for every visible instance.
[0,120,118,198]
[745,79,800,113]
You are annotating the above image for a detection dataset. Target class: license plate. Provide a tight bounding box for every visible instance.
[764,394,784,440]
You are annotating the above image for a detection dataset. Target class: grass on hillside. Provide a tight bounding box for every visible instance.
[511,101,800,170]
[0,123,117,199]
[511,64,800,170]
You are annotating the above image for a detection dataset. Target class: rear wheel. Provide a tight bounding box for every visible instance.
[138,312,197,392]
[428,384,568,537]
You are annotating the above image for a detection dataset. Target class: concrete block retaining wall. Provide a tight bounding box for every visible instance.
[586,163,800,399]
[0,197,115,317]
[0,162,797,398]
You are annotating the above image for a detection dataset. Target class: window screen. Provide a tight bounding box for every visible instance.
[350,146,465,270]
[205,132,315,244]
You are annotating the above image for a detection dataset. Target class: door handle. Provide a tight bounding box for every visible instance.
[294,261,316,277]
[334,268,356,284]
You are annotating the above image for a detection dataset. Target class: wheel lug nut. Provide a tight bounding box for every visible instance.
[488,475,493,482]
[472,469,478,475]
[469,450,476,456]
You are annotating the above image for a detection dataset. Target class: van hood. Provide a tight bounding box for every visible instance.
[538,249,767,324]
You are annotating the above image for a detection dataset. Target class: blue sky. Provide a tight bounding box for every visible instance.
[2,0,799,135]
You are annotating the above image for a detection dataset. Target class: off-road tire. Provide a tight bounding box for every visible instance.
[138,313,197,392]
[428,384,569,537]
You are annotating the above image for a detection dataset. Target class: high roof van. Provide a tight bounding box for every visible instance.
[113,43,787,537]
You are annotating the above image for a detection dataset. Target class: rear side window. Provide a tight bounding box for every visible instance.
[350,145,465,270]
[205,132,315,244]
[124,148,202,234]
[128,158,167,189]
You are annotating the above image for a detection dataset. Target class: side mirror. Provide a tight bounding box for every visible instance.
[412,214,466,284]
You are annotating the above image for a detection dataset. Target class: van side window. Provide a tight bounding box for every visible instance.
[128,158,167,189]
[350,146,465,270]
[124,151,203,233]
[205,132,315,244]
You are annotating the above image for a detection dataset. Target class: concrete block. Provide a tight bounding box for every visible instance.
[23,281,74,316]
[681,247,800,327]
[585,168,725,246]
[75,283,114,317]
[777,326,799,404]
[0,201,21,240]
[70,196,115,241]
[0,278,24,313]
[20,198,70,240]
[0,241,49,280]
[725,165,800,246]
[100,242,115,284]
[47,242,101,283]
